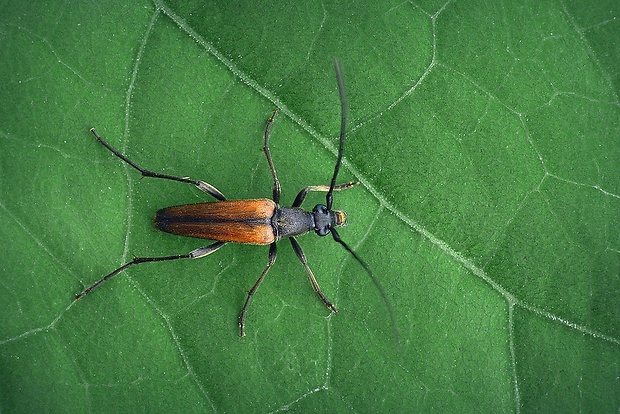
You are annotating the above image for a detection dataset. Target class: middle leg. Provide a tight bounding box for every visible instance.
[262,110,281,204]
[239,242,277,337]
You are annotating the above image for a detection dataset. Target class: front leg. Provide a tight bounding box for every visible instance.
[289,237,338,314]
[292,181,359,208]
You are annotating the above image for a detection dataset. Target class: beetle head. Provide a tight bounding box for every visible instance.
[313,204,347,236]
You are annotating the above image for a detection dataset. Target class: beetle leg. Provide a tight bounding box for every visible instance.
[292,181,359,208]
[262,110,281,204]
[239,242,277,337]
[89,128,227,201]
[289,237,338,314]
[75,242,226,299]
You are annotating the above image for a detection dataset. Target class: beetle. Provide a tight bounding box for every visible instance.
[75,59,385,337]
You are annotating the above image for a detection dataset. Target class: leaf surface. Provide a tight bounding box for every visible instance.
[1,1,618,412]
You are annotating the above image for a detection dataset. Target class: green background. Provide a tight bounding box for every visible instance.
[1,1,618,412]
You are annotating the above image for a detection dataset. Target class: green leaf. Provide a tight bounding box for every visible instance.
[1,1,618,412]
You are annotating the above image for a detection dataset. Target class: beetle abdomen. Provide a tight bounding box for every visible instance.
[155,199,276,245]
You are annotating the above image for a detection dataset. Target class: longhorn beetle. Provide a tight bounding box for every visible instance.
[75,59,385,337]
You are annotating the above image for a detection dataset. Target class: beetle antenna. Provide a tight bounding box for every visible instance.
[331,228,401,349]
[326,58,348,210]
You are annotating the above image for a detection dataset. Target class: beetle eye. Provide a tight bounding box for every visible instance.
[315,227,330,236]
